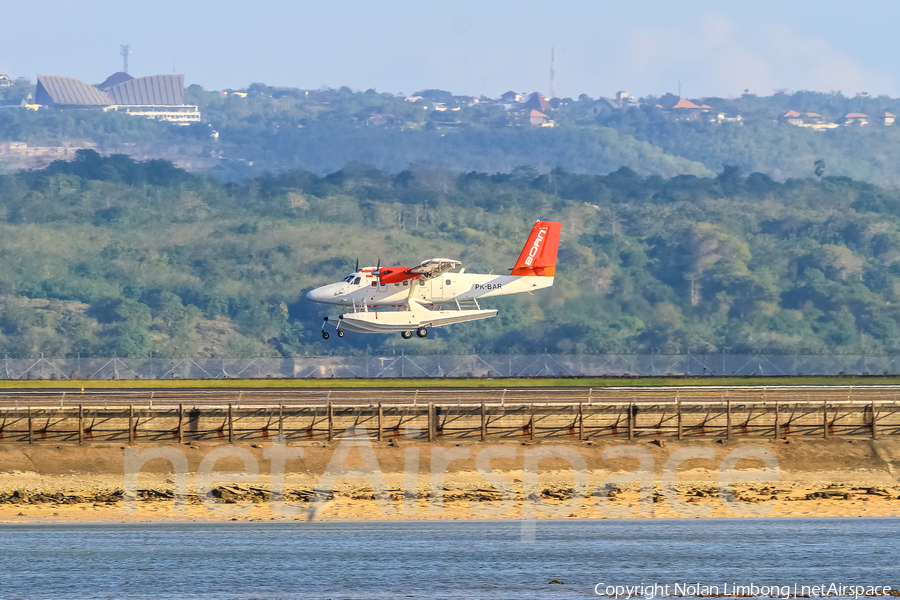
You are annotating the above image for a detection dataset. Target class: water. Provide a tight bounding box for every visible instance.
[0,518,898,599]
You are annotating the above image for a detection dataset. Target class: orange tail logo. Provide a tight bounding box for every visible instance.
[511,221,561,276]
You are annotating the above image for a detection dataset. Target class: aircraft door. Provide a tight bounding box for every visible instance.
[432,277,456,301]
[444,277,456,299]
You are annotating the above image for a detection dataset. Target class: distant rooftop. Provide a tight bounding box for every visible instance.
[105,74,184,105]
[36,75,110,106]
[672,98,701,109]
[521,92,551,112]
[36,73,185,107]
[97,71,134,90]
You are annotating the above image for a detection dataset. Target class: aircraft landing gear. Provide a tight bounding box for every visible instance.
[401,330,413,340]
[321,316,343,340]
[416,327,428,338]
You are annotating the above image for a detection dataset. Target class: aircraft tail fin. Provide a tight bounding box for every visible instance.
[510,221,561,277]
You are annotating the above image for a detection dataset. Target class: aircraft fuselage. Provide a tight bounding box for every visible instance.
[306,271,554,308]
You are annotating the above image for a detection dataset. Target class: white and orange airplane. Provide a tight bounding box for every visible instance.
[306,220,561,339]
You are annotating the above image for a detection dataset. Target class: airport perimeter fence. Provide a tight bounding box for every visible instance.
[2,396,899,443]
[4,352,900,381]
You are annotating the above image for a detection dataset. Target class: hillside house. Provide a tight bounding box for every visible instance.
[590,97,619,117]
[844,113,869,125]
[590,92,638,118]
[669,98,708,121]
[779,111,835,129]
[529,109,550,126]
[522,92,551,112]
[615,91,639,108]
[714,112,743,124]
[0,74,11,87]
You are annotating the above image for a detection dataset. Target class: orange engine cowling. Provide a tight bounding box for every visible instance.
[377,267,419,284]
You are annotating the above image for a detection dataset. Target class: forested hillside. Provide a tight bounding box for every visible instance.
[1,150,899,357]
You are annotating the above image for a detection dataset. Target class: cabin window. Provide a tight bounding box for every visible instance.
[403,280,409,286]
[353,277,361,285]
[446,279,451,285]
[418,279,425,286]
[394,283,400,287]
[371,282,377,287]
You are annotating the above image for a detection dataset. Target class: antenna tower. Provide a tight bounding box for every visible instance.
[120,45,131,73]
[550,48,556,98]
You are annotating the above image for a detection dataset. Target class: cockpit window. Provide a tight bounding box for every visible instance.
[353,277,361,285]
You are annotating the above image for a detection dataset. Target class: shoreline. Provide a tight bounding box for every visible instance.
[0,437,898,524]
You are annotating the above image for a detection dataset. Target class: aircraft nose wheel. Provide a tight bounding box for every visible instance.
[337,330,344,338]
[416,327,428,338]
[322,331,330,340]
[401,330,413,340]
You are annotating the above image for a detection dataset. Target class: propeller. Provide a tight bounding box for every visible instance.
[355,258,359,272]
[373,258,381,285]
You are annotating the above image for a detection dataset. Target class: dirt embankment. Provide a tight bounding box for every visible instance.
[0,437,898,523]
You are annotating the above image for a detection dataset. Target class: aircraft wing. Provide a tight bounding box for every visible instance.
[407,258,461,279]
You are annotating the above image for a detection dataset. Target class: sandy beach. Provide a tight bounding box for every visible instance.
[1,437,898,523]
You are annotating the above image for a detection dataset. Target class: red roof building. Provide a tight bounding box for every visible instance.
[522,92,551,112]
[529,109,551,126]
[672,98,701,109]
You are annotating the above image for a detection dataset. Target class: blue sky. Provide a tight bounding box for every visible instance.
[2,0,897,99]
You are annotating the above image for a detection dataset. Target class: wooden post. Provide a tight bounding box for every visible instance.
[773,401,779,440]
[726,398,731,440]
[78,403,84,445]
[228,403,234,443]
[871,398,877,439]
[128,404,134,443]
[327,402,333,442]
[428,403,435,442]
[177,403,183,443]
[28,406,33,445]
[823,401,828,439]
[677,400,683,440]
[377,403,383,442]
[278,404,284,438]
[578,402,584,441]
[628,401,634,440]
[480,401,486,442]
[530,403,535,441]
